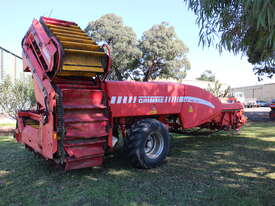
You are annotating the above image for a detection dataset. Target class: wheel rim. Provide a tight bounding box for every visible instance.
[144,132,164,159]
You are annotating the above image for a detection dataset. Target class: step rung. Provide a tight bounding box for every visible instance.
[65,155,103,170]
[52,32,92,40]
[58,85,99,89]
[56,71,96,77]
[46,23,82,32]
[42,17,78,27]
[61,41,100,50]
[65,135,108,140]
[64,117,109,123]
[63,104,107,110]
[64,145,104,159]
[64,48,105,56]
[55,79,98,85]
[55,82,99,89]
[57,35,96,44]
[64,139,106,147]
[62,88,103,92]
[62,65,104,72]
[50,27,87,36]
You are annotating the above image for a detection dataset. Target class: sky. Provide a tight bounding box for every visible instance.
[0,0,274,87]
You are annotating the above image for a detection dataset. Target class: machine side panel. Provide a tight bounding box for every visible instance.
[180,85,222,128]
[17,19,58,159]
[106,81,185,117]
[106,81,245,129]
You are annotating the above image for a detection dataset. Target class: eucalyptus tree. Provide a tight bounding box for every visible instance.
[138,22,190,81]
[86,14,142,80]
[184,0,275,79]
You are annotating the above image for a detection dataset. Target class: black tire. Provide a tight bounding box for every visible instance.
[126,119,170,169]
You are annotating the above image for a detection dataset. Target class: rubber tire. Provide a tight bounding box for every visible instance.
[126,119,170,169]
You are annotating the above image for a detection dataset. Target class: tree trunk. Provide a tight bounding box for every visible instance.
[114,67,124,81]
[143,64,155,82]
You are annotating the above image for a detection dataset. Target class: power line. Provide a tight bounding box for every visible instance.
[0,46,22,60]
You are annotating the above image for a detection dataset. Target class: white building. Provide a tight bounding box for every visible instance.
[231,83,275,103]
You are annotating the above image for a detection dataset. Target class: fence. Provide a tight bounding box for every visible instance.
[0,46,27,83]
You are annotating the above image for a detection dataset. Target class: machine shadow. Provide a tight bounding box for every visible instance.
[1,123,275,205]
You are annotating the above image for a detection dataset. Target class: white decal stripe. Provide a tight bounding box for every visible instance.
[110,95,215,108]
[182,96,215,108]
[123,96,128,103]
[128,96,133,103]
[117,96,122,104]
[110,96,116,104]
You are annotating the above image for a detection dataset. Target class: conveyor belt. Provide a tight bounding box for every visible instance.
[41,17,106,77]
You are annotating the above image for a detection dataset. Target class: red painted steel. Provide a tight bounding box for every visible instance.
[15,17,246,170]
[106,81,244,129]
[16,17,109,170]
[65,156,103,171]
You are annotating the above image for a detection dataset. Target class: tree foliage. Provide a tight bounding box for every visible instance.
[184,0,275,78]
[138,22,190,81]
[85,14,190,81]
[196,69,216,81]
[207,80,230,98]
[85,14,142,80]
[0,76,35,119]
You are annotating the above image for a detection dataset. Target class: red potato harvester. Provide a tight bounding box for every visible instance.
[15,17,247,170]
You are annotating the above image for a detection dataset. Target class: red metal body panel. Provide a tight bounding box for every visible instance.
[16,18,59,159]
[106,81,244,129]
[181,85,221,128]
[62,89,104,106]
[23,19,57,73]
[65,122,108,138]
[107,81,183,117]
[16,111,57,159]
[42,16,77,26]
[16,17,109,170]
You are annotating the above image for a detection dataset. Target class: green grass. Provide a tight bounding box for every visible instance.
[1,121,275,206]
[0,122,15,127]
